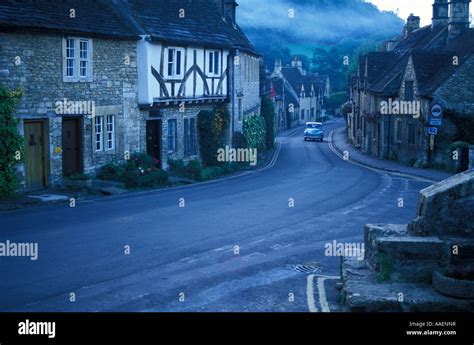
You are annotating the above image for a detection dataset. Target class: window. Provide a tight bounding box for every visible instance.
[64,38,92,80]
[208,50,220,76]
[167,48,184,78]
[94,116,103,152]
[408,123,415,145]
[405,81,414,101]
[94,115,115,152]
[66,39,75,77]
[79,40,89,77]
[238,98,243,122]
[395,119,403,143]
[106,115,115,150]
[167,119,177,152]
[184,118,197,156]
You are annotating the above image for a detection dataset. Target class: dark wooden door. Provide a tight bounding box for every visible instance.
[146,120,162,165]
[62,118,82,176]
[24,121,47,191]
[458,147,469,173]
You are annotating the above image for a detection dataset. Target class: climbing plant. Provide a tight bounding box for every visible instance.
[260,96,275,149]
[197,105,230,167]
[243,114,266,152]
[0,84,24,198]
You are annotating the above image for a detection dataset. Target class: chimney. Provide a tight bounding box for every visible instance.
[224,0,238,24]
[291,56,304,74]
[432,0,449,28]
[448,0,471,41]
[273,59,282,76]
[404,14,421,37]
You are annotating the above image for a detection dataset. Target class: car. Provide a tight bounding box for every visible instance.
[304,122,324,142]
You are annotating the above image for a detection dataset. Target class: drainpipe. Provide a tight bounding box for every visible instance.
[231,51,236,147]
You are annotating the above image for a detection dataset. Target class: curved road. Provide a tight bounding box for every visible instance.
[0,120,430,312]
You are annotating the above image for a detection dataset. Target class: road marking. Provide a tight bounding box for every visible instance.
[317,276,339,312]
[307,274,340,312]
[306,274,318,312]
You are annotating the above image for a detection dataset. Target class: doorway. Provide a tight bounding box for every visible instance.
[146,119,162,167]
[24,120,47,191]
[62,117,83,177]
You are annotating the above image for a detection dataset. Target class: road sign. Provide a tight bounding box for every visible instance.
[428,127,438,135]
[430,118,442,126]
[431,104,443,117]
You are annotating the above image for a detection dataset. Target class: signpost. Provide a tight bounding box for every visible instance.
[429,118,442,126]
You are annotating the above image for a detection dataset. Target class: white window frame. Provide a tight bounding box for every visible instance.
[63,37,93,82]
[166,47,185,79]
[105,115,115,151]
[94,116,104,152]
[167,119,177,153]
[207,50,220,76]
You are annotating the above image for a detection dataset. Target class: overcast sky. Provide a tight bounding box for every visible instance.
[367,0,473,26]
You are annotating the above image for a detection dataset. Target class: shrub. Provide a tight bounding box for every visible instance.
[168,159,187,177]
[97,162,126,181]
[123,168,168,189]
[185,160,204,180]
[197,106,230,167]
[261,96,275,149]
[243,115,266,152]
[0,85,24,198]
[67,172,92,180]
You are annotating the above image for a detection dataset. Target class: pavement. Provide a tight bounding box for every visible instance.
[0,119,433,312]
[329,127,453,183]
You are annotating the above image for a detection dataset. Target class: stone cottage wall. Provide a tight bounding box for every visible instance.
[0,31,143,188]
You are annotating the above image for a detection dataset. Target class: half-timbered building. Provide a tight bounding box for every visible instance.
[120,0,261,168]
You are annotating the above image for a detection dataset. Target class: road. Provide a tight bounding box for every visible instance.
[0,120,430,312]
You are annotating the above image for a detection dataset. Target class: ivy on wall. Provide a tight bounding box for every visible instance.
[243,114,266,152]
[197,106,230,167]
[0,84,24,198]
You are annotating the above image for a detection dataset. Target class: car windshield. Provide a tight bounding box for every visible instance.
[307,124,322,130]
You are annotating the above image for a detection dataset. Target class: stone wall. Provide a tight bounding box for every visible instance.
[229,52,261,135]
[0,31,142,188]
[408,169,474,237]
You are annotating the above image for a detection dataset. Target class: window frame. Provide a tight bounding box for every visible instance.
[395,118,404,143]
[167,119,178,153]
[207,50,221,77]
[407,122,415,146]
[184,118,197,156]
[404,80,415,101]
[63,37,93,82]
[94,116,104,152]
[105,115,115,151]
[166,47,185,79]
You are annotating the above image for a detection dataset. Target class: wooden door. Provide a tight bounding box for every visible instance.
[62,118,82,176]
[24,121,47,191]
[146,120,162,165]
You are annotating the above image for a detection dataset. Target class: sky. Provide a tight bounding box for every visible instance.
[367,0,473,26]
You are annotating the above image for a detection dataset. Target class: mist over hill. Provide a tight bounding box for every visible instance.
[238,0,405,91]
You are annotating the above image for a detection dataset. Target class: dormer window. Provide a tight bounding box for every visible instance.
[208,50,220,76]
[63,37,92,82]
[166,47,184,79]
[405,81,414,101]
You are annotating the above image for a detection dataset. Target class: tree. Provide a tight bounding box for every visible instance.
[0,84,24,198]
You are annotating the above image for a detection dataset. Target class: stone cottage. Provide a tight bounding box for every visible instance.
[348,0,474,171]
[0,0,261,191]
[0,0,142,191]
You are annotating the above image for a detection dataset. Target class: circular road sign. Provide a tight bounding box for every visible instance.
[431,104,443,117]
